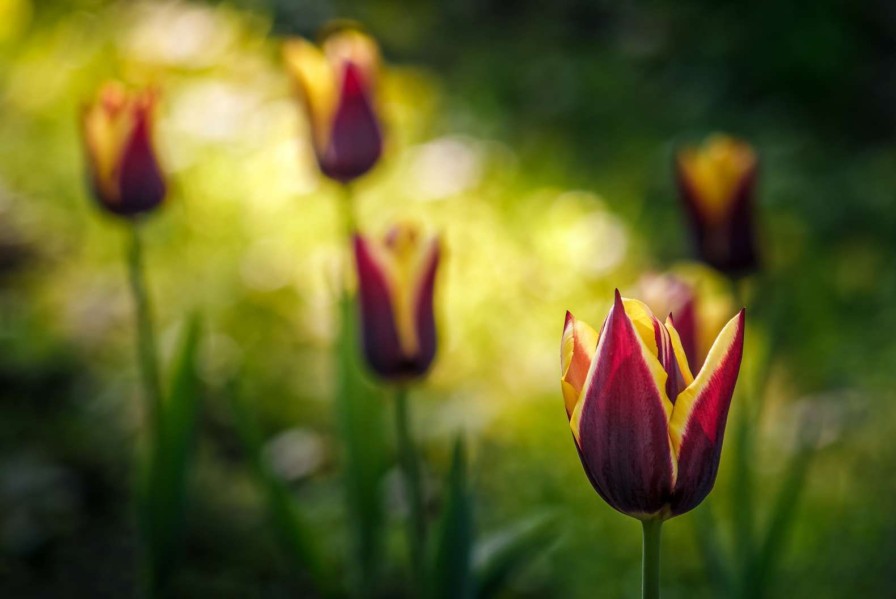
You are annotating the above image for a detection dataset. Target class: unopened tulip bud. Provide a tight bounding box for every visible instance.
[284,25,383,184]
[81,83,166,217]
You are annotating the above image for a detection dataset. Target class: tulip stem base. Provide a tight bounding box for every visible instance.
[642,519,663,599]
[126,223,163,432]
[393,386,427,595]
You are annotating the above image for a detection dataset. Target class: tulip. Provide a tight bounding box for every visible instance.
[81,83,166,217]
[284,26,383,184]
[354,224,440,381]
[675,135,758,276]
[561,290,744,520]
[638,273,698,373]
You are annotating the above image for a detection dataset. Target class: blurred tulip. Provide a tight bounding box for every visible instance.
[561,291,744,519]
[354,224,439,381]
[638,273,698,373]
[675,135,758,276]
[81,83,166,217]
[284,25,383,184]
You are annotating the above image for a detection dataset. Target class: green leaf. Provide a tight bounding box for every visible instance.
[429,437,474,599]
[473,512,557,599]
[138,315,202,594]
[225,380,338,597]
[742,430,817,598]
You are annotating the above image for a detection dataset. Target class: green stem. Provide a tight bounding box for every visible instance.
[126,222,163,434]
[340,182,357,241]
[334,182,384,596]
[393,386,427,594]
[126,222,164,597]
[641,519,662,599]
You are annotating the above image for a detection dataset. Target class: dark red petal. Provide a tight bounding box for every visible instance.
[409,241,439,377]
[354,235,406,380]
[319,62,382,183]
[670,309,745,516]
[576,290,674,517]
[114,106,166,216]
[672,299,699,374]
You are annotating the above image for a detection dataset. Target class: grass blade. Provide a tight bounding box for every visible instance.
[138,315,202,594]
[225,380,338,597]
[473,512,556,599]
[429,437,474,599]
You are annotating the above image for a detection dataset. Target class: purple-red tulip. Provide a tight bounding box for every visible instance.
[284,26,383,184]
[561,291,744,519]
[675,135,758,277]
[354,225,439,381]
[81,83,166,217]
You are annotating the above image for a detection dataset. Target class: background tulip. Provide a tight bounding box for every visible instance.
[638,273,699,373]
[284,26,383,184]
[81,83,166,217]
[675,135,758,276]
[354,225,439,382]
[562,291,745,519]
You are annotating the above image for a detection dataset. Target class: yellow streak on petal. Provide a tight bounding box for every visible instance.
[677,134,756,224]
[668,311,743,458]
[621,298,673,420]
[664,316,694,386]
[81,84,145,205]
[368,225,437,361]
[560,315,599,419]
[283,38,337,155]
[322,28,380,86]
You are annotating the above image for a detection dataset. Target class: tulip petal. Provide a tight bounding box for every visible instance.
[410,236,439,378]
[283,39,337,156]
[668,309,745,515]
[560,312,599,419]
[664,315,694,387]
[354,235,405,378]
[320,62,382,182]
[116,100,166,215]
[572,290,675,517]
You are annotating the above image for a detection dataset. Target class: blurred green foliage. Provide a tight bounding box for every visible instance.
[1,0,896,597]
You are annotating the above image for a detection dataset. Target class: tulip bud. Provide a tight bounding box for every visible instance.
[354,224,439,381]
[675,135,758,277]
[81,83,166,217]
[561,291,744,519]
[284,25,383,184]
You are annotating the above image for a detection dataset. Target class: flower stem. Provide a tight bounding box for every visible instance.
[393,385,427,594]
[340,182,357,241]
[126,222,164,597]
[334,182,385,596]
[126,222,163,432]
[642,519,663,599]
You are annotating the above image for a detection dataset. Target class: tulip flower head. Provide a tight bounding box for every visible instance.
[284,25,383,184]
[354,224,439,382]
[81,83,166,217]
[675,135,758,276]
[561,291,744,520]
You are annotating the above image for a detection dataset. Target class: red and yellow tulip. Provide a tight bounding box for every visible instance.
[675,135,758,276]
[284,25,382,184]
[81,83,166,217]
[561,291,744,519]
[354,224,440,381]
